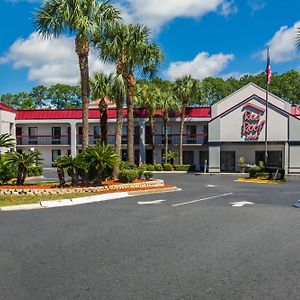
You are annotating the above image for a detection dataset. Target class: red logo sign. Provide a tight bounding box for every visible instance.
[241,103,265,140]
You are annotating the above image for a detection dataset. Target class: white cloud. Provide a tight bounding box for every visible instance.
[116,0,238,33]
[0,32,115,85]
[260,21,300,63]
[248,0,266,14]
[166,52,234,80]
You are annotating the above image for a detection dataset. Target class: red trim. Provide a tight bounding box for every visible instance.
[16,107,211,120]
[0,103,16,113]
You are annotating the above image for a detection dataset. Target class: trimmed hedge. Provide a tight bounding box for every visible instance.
[145,164,155,171]
[249,166,285,180]
[120,161,137,170]
[154,164,163,171]
[143,171,154,180]
[163,163,173,171]
[174,164,195,171]
[118,169,138,183]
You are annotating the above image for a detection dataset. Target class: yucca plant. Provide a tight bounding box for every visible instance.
[4,151,42,185]
[83,143,119,184]
[0,133,14,148]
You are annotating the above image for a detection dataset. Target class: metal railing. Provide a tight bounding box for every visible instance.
[16,135,71,146]
[153,134,208,145]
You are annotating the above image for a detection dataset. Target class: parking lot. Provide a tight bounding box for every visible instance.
[1,173,299,299]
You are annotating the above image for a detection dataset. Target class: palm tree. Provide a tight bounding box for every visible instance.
[0,133,14,148]
[54,155,86,186]
[135,83,159,163]
[90,72,126,145]
[35,0,120,149]
[5,151,42,185]
[94,23,163,163]
[83,143,119,184]
[155,86,178,164]
[173,76,200,165]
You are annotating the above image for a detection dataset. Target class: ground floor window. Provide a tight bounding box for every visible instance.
[52,149,61,163]
[255,151,282,168]
[121,150,127,162]
[221,151,236,172]
[146,149,153,164]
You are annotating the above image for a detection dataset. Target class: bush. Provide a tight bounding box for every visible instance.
[174,164,194,171]
[143,171,153,180]
[137,167,145,179]
[154,164,163,171]
[163,163,173,171]
[118,169,138,183]
[120,161,137,170]
[0,155,16,185]
[27,165,43,177]
[249,166,285,180]
[145,164,155,171]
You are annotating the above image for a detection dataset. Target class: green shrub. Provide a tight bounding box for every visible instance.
[120,161,137,170]
[27,165,43,177]
[144,171,153,180]
[137,167,145,179]
[154,164,163,171]
[145,164,155,171]
[118,169,138,183]
[0,155,16,185]
[174,164,194,171]
[163,163,173,171]
[248,166,285,180]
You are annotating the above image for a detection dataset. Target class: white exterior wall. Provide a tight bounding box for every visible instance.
[0,109,15,153]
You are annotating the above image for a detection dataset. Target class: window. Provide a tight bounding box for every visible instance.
[255,151,282,168]
[28,127,38,145]
[186,125,197,144]
[52,127,61,144]
[183,151,194,165]
[52,150,61,163]
[94,126,101,144]
[28,127,37,138]
[122,126,127,144]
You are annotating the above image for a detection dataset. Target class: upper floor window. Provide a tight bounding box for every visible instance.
[94,126,101,137]
[28,127,37,138]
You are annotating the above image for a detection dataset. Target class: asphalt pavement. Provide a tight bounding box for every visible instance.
[0,173,299,299]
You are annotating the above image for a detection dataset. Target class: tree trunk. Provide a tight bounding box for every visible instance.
[96,168,103,185]
[99,98,108,145]
[57,167,65,188]
[71,173,79,187]
[149,115,156,164]
[164,113,169,164]
[75,36,90,150]
[126,70,136,163]
[17,165,26,185]
[113,97,123,179]
[179,101,187,165]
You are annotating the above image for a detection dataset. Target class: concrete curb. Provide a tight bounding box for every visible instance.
[0,187,180,212]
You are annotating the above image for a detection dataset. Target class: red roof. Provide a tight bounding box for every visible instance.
[16,107,211,120]
[291,105,300,116]
[0,103,16,113]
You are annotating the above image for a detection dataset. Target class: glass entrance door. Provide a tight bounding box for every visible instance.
[221,151,236,172]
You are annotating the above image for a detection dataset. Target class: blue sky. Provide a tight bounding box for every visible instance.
[1,0,300,95]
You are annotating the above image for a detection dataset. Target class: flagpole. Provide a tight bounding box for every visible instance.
[264,45,270,167]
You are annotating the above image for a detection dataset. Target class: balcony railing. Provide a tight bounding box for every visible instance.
[153,134,208,145]
[16,135,71,146]
[77,135,140,145]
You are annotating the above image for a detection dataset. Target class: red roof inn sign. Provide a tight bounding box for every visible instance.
[241,103,265,140]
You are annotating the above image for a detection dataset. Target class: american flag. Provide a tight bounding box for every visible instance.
[266,46,272,84]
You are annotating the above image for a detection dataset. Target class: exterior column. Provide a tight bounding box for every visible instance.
[139,119,145,164]
[284,142,289,174]
[70,122,77,157]
[208,144,221,173]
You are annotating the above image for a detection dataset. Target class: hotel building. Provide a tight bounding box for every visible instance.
[1,83,300,173]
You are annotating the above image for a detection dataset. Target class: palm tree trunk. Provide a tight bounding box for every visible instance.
[75,36,90,150]
[179,103,187,165]
[149,115,156,164]
[17,165,25,185]
[113,98,123,178]
[164,114,169,164]
[99,98,108,145]
[126,71,136,163]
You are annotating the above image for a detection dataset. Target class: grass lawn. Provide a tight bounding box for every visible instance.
[0,192,98,207]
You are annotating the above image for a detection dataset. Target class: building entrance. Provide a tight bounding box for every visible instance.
[221,151,236,172]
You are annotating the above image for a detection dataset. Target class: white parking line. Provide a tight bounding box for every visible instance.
[172,193,234,207]
[138,200,166,205]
